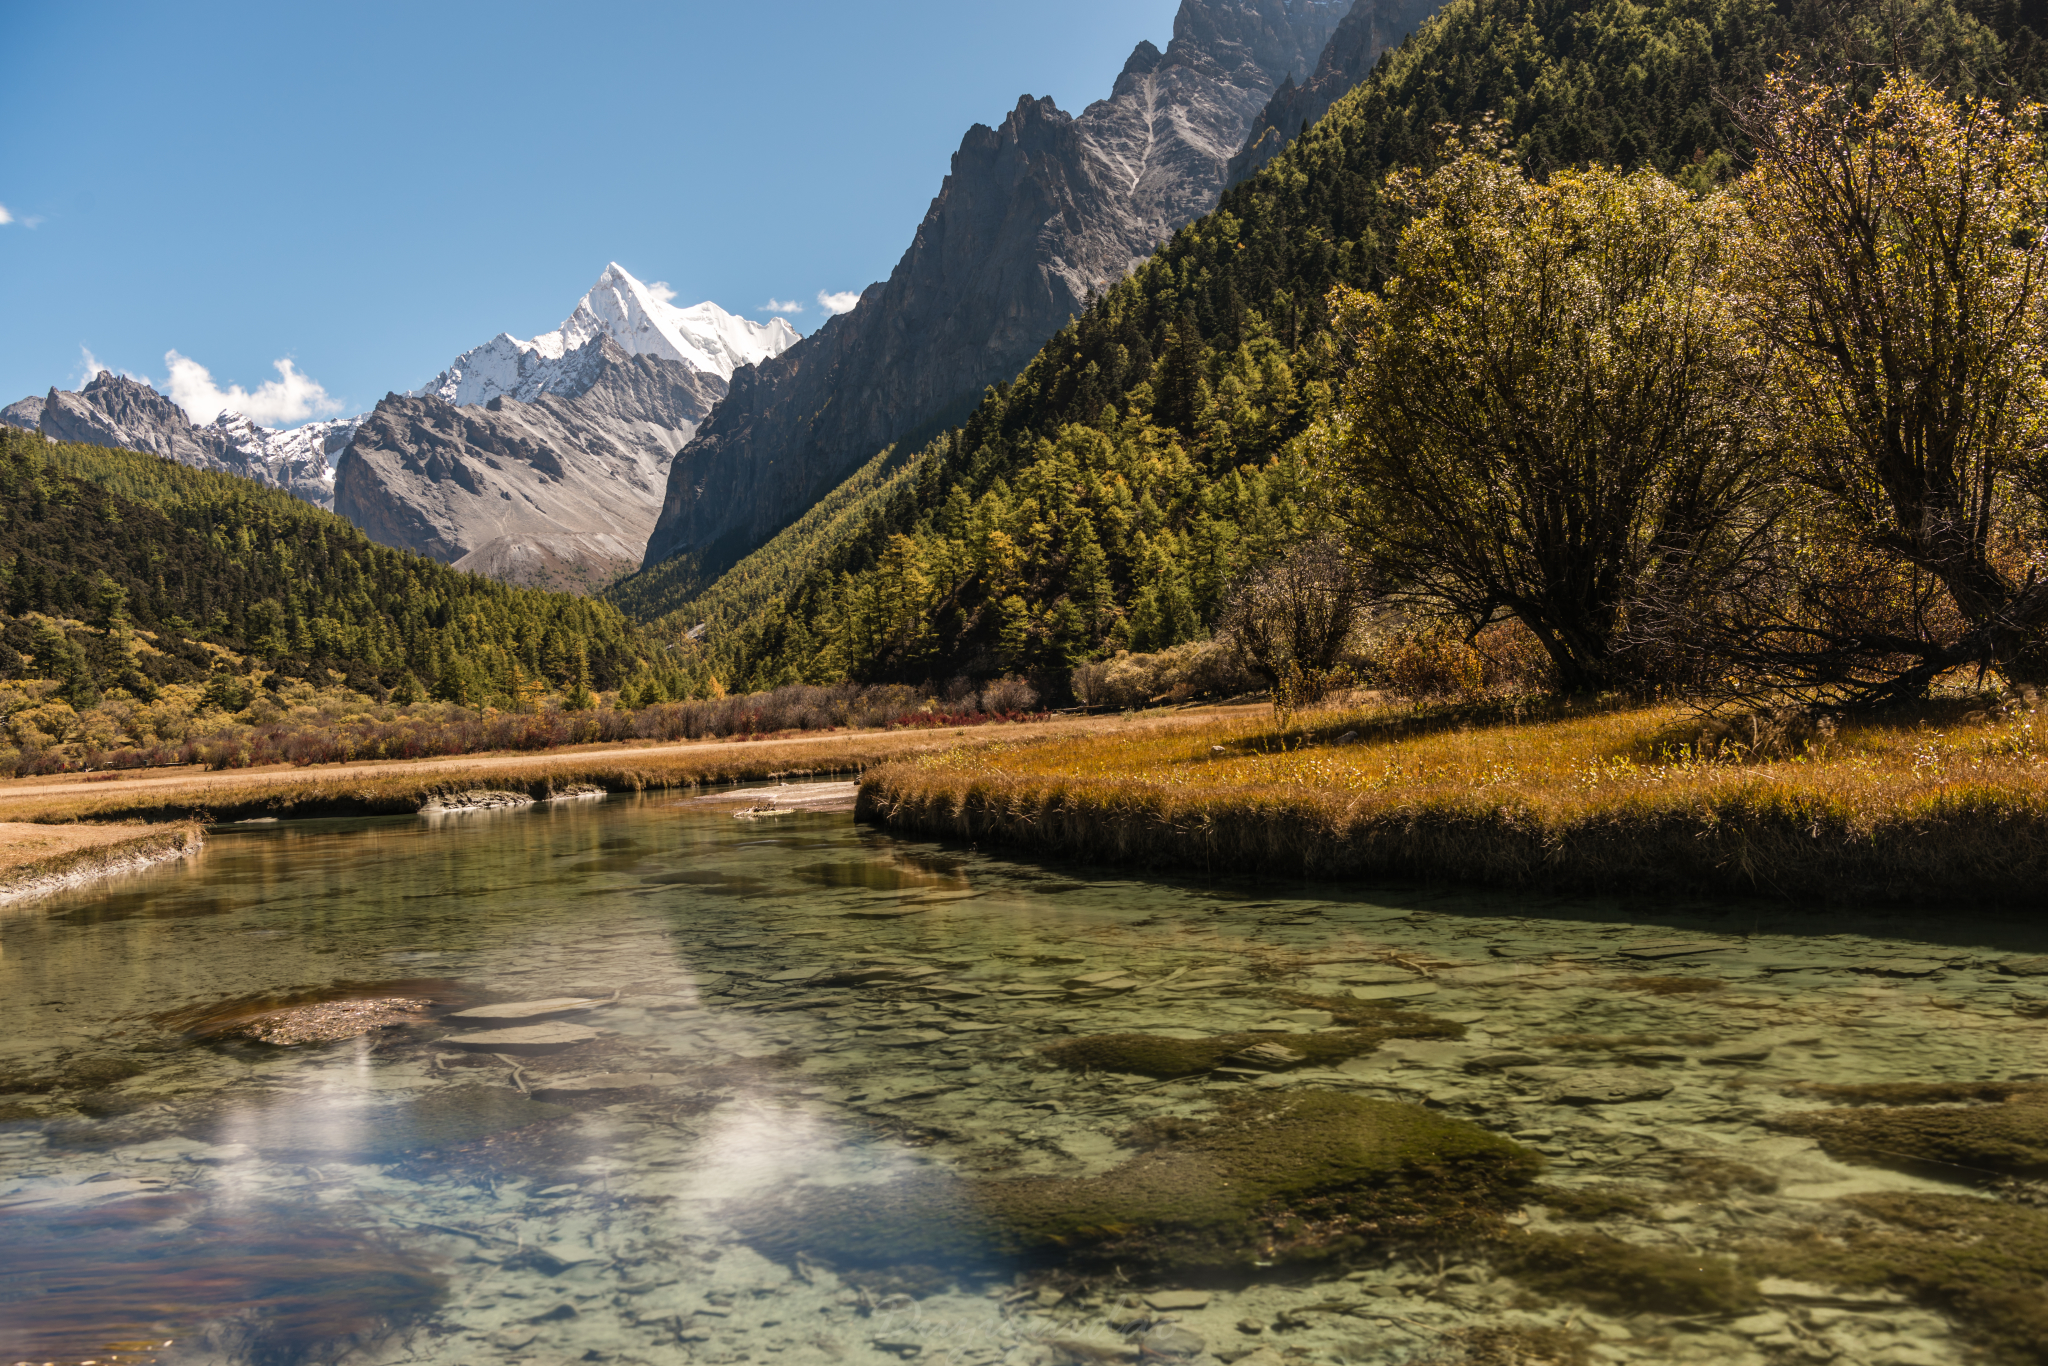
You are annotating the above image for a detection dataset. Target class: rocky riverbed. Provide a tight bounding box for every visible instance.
[1,793,2043,1366]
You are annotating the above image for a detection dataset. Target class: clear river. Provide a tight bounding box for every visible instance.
[2,786,2045,1366]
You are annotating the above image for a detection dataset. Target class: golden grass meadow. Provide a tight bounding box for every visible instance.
[858,694,2048,904]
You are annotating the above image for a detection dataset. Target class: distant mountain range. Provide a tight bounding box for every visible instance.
[333,263,795,594]
[4,264,796,594]
[6,0,1427,601]
[2,372,357,507]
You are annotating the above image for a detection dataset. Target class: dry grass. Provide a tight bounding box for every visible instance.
[856,696,2048,903]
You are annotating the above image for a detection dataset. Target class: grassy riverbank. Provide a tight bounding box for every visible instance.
[0,712,1202,826]
[856,695,2048,905]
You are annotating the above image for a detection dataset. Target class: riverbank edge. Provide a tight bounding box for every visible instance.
[13,758,873,826]
[0,727,1077,826]
[854,767,2048,906]
[0,824,204,906]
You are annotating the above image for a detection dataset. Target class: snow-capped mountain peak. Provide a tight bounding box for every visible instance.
[418,263,799,408]
[568,263,798,378]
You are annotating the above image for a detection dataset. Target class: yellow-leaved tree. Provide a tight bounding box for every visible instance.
[1328,153,1768,693]
[1730,68,2048,699]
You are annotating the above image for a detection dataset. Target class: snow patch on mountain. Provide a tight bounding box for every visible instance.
[418,263,799,408]
[210,411,363,499]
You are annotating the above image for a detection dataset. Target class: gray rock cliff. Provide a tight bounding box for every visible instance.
[640,0,1349,588]
[334,338,724,594]
[2,395,45,431]
[1226,0,1442,186]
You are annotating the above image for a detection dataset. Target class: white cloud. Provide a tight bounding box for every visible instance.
[0,204,12,225]
[645,279,679,304]
[817,289,861,316]
[163,351,343,428]
[763,298,805,314]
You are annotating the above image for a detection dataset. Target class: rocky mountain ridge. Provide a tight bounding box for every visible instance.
[334,336,726,594]
[1226,0,1442,184]
[634,0,1352,594]
[18,371,351,506]
[0,396,45,431]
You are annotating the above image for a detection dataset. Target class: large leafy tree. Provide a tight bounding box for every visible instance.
[1329,154,1768,692]
[1729,68,2048,696]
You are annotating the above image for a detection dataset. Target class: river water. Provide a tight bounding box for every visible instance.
[1,788,2044,1366]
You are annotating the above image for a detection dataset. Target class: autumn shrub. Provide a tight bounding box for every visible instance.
[980,677,1040,713]
[1379,632,1486,700]
[1072,639,1259,710]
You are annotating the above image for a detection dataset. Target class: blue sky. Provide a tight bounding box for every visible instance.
[0,0,1180,425]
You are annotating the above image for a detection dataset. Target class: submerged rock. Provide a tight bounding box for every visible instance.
[1545,1069,1675,1105]
[1222,1041,1308,1071]
[234,997,435,1045]
[1772,1096,2048,1177]
[1046,1004,1464,1080]
[1620,939,1741,959]
[728,1089,1539,1273]
[1752,1194,2048,1365]
[443,1023,600,1053]
[1140,1323,1206,1357]
[212,1084,570,1159]
[1045,1030,1376,1078]
[1498,1230,1758,1315]
[529,1072,680,1099]
[448,998,604,1022]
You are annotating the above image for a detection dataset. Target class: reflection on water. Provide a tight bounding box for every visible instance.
[1,794,2046,1365]
[0,1194,445,1366]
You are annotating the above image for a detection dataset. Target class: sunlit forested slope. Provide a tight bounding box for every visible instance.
[0,429,641,705]
[614,0,2048,693]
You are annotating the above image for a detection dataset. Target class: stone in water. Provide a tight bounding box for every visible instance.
[445,1023,599,1053]
[1141,1324,1207,1358]
[448,998,603,1021]
[532,1072,679,1098]
[1851,958,1946,977]
[1223,1042,1307,1071]
[236,997,433,1045]
[1347,982,1438,1000]
[1620,939,1738,959]
[1546,1068,1675,1105]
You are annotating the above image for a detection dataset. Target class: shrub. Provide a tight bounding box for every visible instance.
[1379,632,1486,700]
[979,676,1039,713]
[1071,639,1260,710]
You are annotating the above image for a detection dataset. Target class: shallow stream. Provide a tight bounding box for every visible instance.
[2,788,2045,1366]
